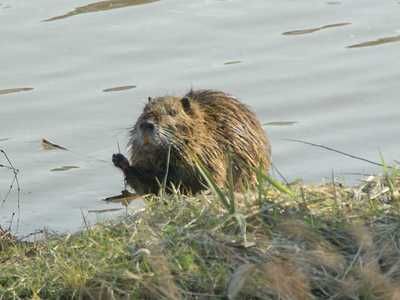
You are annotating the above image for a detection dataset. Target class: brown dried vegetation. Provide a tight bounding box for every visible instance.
[1,166,400,299]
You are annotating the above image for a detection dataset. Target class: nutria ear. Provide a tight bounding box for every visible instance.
[148,97,153,103]
[181,97,191,113]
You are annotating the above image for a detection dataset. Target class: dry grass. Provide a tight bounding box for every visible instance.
[1,166,400,299]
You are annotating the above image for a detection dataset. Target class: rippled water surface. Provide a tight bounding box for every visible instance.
[1,0,399,234]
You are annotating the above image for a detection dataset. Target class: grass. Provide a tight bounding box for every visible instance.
[1,166,400,299]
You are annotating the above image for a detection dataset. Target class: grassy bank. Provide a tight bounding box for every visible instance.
[1,167,400,299]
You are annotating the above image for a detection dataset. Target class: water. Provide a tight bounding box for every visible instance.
[1,0,399,235]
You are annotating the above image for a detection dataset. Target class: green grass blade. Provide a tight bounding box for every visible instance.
[260,173,294,197]
[196,162,233,212]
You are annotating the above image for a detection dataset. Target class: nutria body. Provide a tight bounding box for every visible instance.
[112,89,271,194]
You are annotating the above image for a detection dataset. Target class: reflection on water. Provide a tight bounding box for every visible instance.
[103,85,137,92]
[0,88,33,96]
[283,22,351,35]
[347,35,400,48]
[43,0,159,22]
[50,166,80,172]
[224,61,242,65]
[264,121,298,127]
[0,3,11,9]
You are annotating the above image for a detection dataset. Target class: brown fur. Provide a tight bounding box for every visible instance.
[113,89,271,194]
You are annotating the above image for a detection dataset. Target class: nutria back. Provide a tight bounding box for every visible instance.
[114,89,271,194]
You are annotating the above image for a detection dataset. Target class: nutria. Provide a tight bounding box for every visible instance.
[112,89,271,194]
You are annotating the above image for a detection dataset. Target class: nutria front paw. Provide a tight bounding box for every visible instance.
[112,153,130,171]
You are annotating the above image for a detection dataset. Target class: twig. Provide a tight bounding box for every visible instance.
[1,149,21,231]
[271,162,289,185]
[80,209,90,231]
[7,212,15,231]
[340,172,373,177]
[19,229,45,241]
[0,163,14,170]
[284,139,387,168]
[2,173,17,205]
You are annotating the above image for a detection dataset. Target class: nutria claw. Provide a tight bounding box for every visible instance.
[112,153,130,171]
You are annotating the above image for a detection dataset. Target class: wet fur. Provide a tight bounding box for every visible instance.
[119,89,271,194]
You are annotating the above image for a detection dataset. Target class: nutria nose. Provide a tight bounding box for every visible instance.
[140,121,155,131]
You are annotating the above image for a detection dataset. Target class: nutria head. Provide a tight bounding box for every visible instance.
[129,95,199,163]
